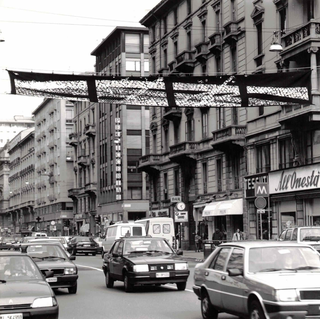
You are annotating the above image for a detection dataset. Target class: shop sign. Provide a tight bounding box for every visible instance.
[150,209,169,217]
[269,164,320,194]
[244,174,268,198]
[174,210,188,222]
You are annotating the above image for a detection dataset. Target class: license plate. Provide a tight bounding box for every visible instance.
[156,272,169,278]
[83,245,90,247]
[0,314,23,319]
[46,277,58,282]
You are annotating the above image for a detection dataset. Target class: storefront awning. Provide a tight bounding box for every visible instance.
[203,199,243,217]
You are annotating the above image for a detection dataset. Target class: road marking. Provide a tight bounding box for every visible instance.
[77,264,103,272]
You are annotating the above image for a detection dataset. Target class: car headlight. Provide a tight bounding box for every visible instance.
[175,263,188,270]
[65,267,77,275]
[31,297,56,308]
[276,289,299,302]
[133,264,149,272]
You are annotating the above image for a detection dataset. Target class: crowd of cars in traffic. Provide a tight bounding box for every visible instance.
[2,225,320,319]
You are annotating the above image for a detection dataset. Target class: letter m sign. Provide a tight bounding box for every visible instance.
[255,183,269,196]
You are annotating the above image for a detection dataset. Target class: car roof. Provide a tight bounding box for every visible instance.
[0,251,25,256]
[219,240,317,249]
[284,226,320,230]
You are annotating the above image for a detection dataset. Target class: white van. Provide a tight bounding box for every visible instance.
[101,222,146,256]
[135,217,175,247]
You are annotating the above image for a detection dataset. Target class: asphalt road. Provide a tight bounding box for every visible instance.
[55,254,239,319]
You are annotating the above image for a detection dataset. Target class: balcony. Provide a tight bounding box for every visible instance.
[281,21,320,59]
[208,32,222,55]
[138,154,161,174]
[194,41,210,63]
[169,141,198,163]
[175,50,195,73]
[163,107,182,122]
[69,133,78,146]
[168,60,177,74]
[48,194,57,202]
[223,19,245,45]
[211,125,246,152]
[68,188,81,199]
[84,123,96,137]
[78,155,89,167]
[85,183,97,195]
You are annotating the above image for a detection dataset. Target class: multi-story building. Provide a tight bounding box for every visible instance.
[0,116,34,148]
[5,128,35,235]
[0,144,11,234]
[139,0,309,248]
[68,101,98,235]
[33,99,74,235]
[88,26,151,231]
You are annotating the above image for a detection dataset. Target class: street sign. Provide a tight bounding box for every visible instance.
[257,209,265,214]
[170,196,181,203]
[255,196,267,209]
[255,183,269,196]
[174,210,188,222]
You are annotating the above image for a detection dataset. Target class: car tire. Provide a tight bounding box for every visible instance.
[124,273,133,293]
[68,282,77,294]
[201,291,218,319]
[176,282,186,291]
[249,300,266,319]
[105,271,114,288]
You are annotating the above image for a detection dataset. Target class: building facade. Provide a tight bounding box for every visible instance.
[5,128,35,235]
[33,99,74,235]
[139,0,317,248]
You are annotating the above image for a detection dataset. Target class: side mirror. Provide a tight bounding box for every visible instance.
[112,252,119,258]
[176,249,183,256]
[227,268,243,277]
[69,255,76,261]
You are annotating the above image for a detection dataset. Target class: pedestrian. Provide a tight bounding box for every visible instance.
[212,229,223,246]
[195,233,201,252]
[232,229,242,241]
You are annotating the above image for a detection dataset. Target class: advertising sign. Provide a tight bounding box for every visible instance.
[174,210,188,223]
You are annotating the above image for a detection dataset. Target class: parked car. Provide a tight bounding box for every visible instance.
[279,226,320,252]
[20,242,78,294]
[67,236,98,256]
[193,240,320,319]
[0,251,59,318]
[102,236,189,292]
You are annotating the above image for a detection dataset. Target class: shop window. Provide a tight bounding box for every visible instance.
[281,212,296,231]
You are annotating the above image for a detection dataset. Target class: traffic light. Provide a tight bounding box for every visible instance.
[95,215,100,224]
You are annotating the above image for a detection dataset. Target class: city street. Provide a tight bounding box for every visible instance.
[55,255,239,319]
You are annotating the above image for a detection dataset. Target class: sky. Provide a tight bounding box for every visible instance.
[0,0,161,119]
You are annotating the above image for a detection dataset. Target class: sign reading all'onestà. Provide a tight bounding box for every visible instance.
[269,164,320,194]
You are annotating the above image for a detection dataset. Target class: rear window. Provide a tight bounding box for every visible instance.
[163,224,171,234]
[132,227,143,236]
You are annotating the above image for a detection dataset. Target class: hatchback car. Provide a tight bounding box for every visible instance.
[20,242,78,294]
[0,251,59,319]
[193,241,320,319]
[102,236,189,292]
[67,236,98,256]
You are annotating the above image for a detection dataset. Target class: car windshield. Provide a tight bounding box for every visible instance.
[300,228,320,242]
[26,244,67,260]
[249,246,320,273]
[123,238,173,255]
[0,256,44,281]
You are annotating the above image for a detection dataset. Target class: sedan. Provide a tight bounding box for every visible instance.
[193,241,320,319]
[0,237,15,250]
[102,236,189,292]
[67,236,98,256]
[0,251,59,319]
[20,242,78,294]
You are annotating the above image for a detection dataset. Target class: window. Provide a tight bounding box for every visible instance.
[202,111,208,138]
[202,162,208,194]
[232,154,240,189]
[164,173,168,200]
[202,20,206,42]
[257,23,263,56]
[174,122,180,144]
[217,158,222,192]
[163,127,169,152]
[126,60,141,71]
[174,169,179,195]
[279,138,294,169]
[227,248,244,271]
[174,7,178,26]
[174,41,178,58]
[256,144,270,173]
[185,116,194,141]
[279,7,287,32]
[143,34,149,53]
[163,16,168,35]
[144,60,149,72]
[210,248,230,271]
[187,31,192,51]
[187,0,191,15]
[163,48,168,68]
[231,0,237,21]
[232,106,238,125]
[152,133,157,154]
[231,44,237,73]
[217,107,225,129]
[125,34,140,53]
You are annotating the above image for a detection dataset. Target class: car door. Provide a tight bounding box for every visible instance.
[204,247,231,310]
[111,241,125,280]
[221,247,247,316]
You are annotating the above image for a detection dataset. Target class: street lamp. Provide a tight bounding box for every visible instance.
[269,31,283,52]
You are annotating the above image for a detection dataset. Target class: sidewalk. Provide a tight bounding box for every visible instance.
[182,250,205,262]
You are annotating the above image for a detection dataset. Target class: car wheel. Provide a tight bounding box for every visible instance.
[68,282,77,294]
[176,282,186,291]
[105,271,114,288]
[201,291,218,319]
[249,300,266,319]
[124,273,133,293]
